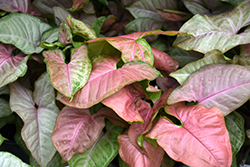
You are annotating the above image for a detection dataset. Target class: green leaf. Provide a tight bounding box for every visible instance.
[0,85,10,95]
[91,16,110,37]
[225,112,245,156]
[0,114,16,129]
[174,0,250,54]
[0,13,52,54]
[68,122,124,167]
[0,152,30,167]
[30,152,67,167]
[0,98,12,118]
[41,28,59,43]
[170,49,228,85]
[0,134,8,146]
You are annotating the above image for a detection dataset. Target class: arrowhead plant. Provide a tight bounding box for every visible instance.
[1,0,250,167]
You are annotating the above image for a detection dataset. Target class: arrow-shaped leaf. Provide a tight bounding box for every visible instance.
[9,73,59,167]
[167,64,250,116]
[146,103,232,167]
[0,43,29,88]
[43,44,91,98]
[58,55,160,108]
[0,152,30,167]
[173,0,250,54]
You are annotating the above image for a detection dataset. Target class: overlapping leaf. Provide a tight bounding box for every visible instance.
[68,122,124,167]
[118,132,164,167]
[0,43,29,88]
[0,13,52,54]
[70,0,89,11]
[0,152,30,167]
[88,30,183,65]
[102,83,145,123]
[0,134,7,146]
[146,103,232,167]
[170,49,228,85]
[0,99,12,118]
[167,64,250,115]
[43,44,91,98]
[58,55,160,108]
[51,106,106,162]
[174,0,250,54]
[9,73,59,167]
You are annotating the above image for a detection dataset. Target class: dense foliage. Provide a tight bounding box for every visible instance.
[0,0,250,167]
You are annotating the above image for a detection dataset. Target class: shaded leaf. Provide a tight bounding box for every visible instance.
[174,1,250,54]
[91,16,111,37]
[170,49,228,85]
[240,44,250,56]
[167,64,250,116]
[51,106,106,162]
[58,55,160,108]
[88,30,184,65]
[33,0,72,14]
[157,9,190,21]
[102,83,145,123]
[69,0,89,11]
[0,43,29,88]
[225,112,245,156]
[0,134,7,146]
[156,72,179,91]
[43,44,91,98]
[0,13,52,54]
[0,152,30,167]
[0,85,10,95]
[9,73,59,166]
[100,15,117,32]
[30,152,67,167]
[58,22,73,45]
[230,55,250,67]
[118,132,164,167]
[66,15,97,40]
[0,114,16,129]
[182,0,233,15]
[52,6,70,24]
[0,98,12,118]
[126,0,177,22]
[68,122,124,167]
[146,103,232,167]
[41,28,59,44]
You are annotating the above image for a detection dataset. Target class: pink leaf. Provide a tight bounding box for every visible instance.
[152,46,179,75]
[0,43,29,88]
[102,83,145,123]
[88,30,182,65]
[43,44,91,98]
[118,132,164,167]
[51,106,106,162]
[58,55,160,108]
[70,0,88,11]
[167,64,250,115]
[146,103,232,167]
[157,9,189,21]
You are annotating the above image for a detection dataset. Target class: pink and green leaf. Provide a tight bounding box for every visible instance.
[58,55,160,108]
[9,73,60,166]
[102,83,146,123]
[69,0,89,11]
[118,132,164,167]
[51,106,106,162]
[167,64,250,116]
[58,22,73,45]
[43,44,91,98]
[146,103,232,167]
[0,43,29,88]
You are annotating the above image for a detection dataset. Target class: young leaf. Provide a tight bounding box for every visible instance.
[58,55,160,109]
[0,152,30,167]
[88,30,183,65]
[225,112,245,156]
[0,13,52,54]
[102,83,145,123]
[174,0,250,54]
[118,132,164,167]
[126,0,177,22]
[9,73,60,167]
[43,44,91,98]
[169,49,228,85]
[69,0,89,11]
[0,43,29,88]
[167,64,250,116]
[68,122,124,167]
[58,22,73,45]
[0,134,7,146]
[146,103,232,167]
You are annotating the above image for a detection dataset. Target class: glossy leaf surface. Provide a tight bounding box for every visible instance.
[174,0,250,54]
[102,83,145,123]
[68,122,124,167]
[51,106,106,162]
[0,13,52,54]
[0,43,29,88]
[0,152,30,167]
[167,64,250,115]
[146,103,232,167]
[43,44,91,98]
[118,132,164,167]
[9,73,59,166]
[170,49,227,85]
[88,30,182,65]
[58,55,160,108]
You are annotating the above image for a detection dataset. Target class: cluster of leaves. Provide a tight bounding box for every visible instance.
[1,0,250,167]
